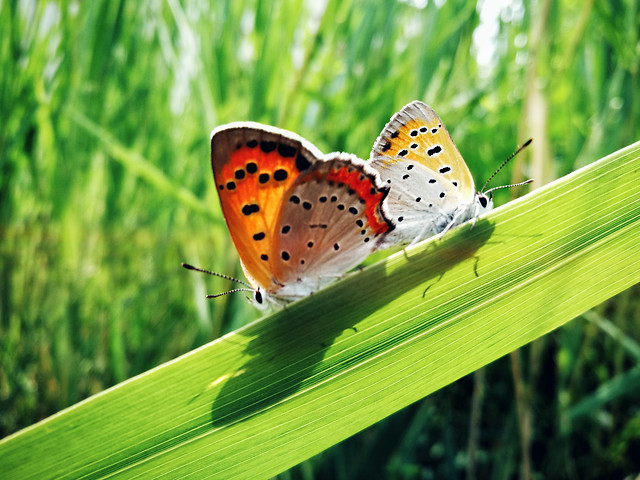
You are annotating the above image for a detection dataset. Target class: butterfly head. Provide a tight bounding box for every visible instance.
[476,191,493,214]
[182,262,277,310]
[248,287,269,309]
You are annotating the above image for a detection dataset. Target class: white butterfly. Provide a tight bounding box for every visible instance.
[370,101,530,247]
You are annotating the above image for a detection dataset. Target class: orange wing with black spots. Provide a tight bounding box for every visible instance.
[211,122,392,303]
[212,123,319,292]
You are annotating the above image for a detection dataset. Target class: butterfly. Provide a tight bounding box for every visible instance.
[369,101,531,247]
[198,122,394,309]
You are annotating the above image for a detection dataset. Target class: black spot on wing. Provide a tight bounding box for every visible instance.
[278,143,297,157]
[428,145,442,156]
[296,153,312,171]
[260,140,276,153]
[274,169,288,181]
[241,204,259,215]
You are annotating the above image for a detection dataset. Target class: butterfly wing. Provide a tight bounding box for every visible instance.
[370,101,475,200]
[370,101,479,244]
[371,157,463,238]
[211,122,324,294]
[273,153,392,300]
[211,123,392,303]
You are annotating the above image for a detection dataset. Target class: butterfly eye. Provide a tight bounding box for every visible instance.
[254,290,263,304]
[479,196,489,208]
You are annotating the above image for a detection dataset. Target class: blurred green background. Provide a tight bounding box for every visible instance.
[1,0,639,478]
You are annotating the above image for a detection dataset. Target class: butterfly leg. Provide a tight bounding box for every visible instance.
[407,219,438,248]
[314,273,345,293]
[438,208,467,239]
[469,202,481,230]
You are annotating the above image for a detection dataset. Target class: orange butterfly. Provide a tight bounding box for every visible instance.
[191,122,394,309]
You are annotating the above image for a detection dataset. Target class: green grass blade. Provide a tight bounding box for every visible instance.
[565,366,640,422]
[66,108,221,224]
[1,141,638,478]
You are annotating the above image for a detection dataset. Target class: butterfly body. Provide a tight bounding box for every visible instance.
[211,122,393,308]
[369,101,492,247]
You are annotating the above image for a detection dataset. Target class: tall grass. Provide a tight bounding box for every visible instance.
[1,0,638,477]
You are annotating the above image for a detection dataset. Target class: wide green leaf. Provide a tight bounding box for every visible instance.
[1,141,638,478]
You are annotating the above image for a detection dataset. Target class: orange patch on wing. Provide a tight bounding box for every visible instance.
[382,119,430,158]
[215,146,301,290]
[326,165,391,235]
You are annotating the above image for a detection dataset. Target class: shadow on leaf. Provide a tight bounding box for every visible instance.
[209,219,495,427]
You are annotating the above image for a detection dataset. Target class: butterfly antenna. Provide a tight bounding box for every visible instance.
[206,288,255,299]
[484,179,534,195]
[181,262,252,289]
[481,138,533,193]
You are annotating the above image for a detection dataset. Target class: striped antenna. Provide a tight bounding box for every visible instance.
[181,263,254,298]
[481,138,533,193]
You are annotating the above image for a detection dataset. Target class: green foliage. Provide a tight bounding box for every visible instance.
[1,0,638,478]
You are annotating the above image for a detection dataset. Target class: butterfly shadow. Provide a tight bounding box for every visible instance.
[208,219,495,429]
